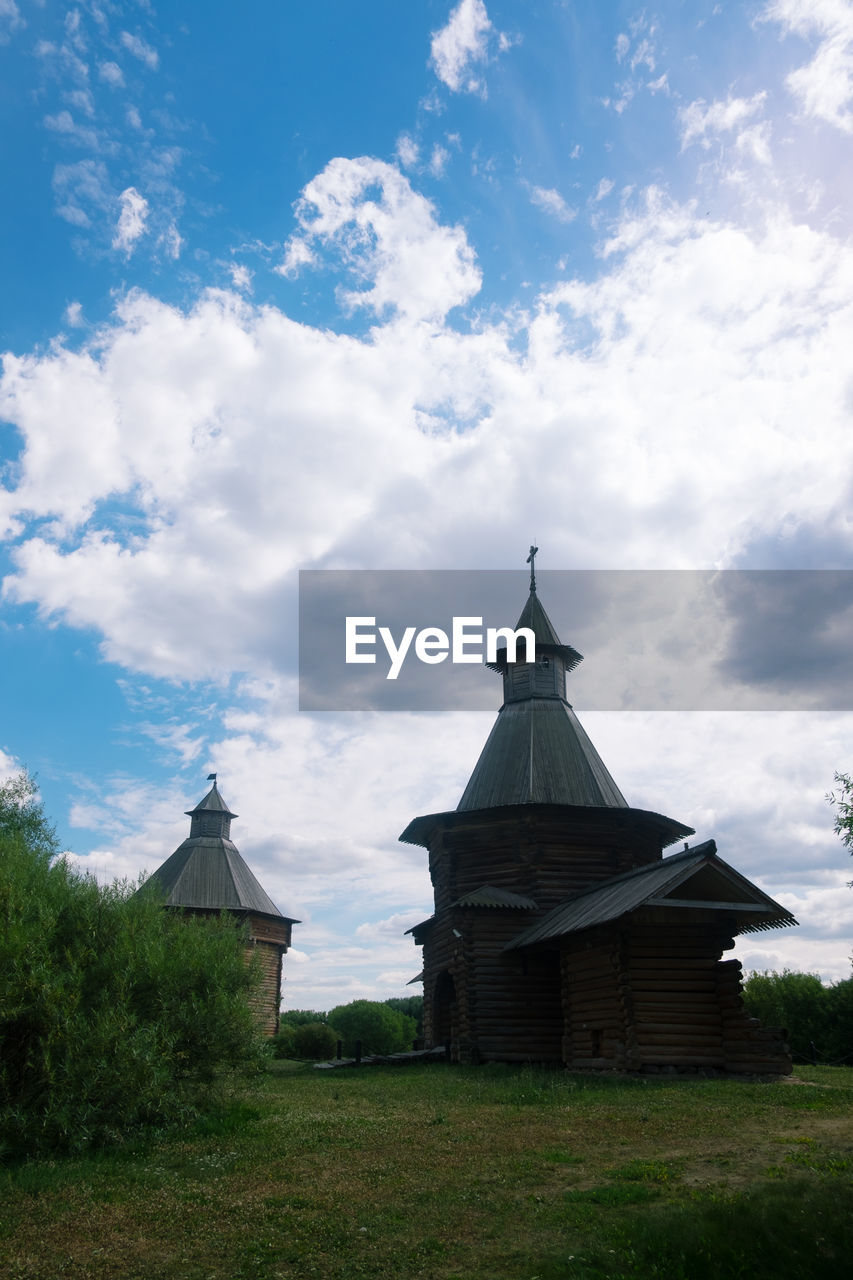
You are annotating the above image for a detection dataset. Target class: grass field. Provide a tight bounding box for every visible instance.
[1,1062,852,1279]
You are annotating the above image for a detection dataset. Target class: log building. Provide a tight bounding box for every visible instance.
[402,554,796,1073]
[142,778,298,1036]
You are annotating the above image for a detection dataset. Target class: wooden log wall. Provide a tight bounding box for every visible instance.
[244,938,284,1037]
[459,910,562,1062]
[427,809,665,919]
[246,912,291,1038]
[622,915,726,1069]
[415,808,791,1074]
[420,909,563,1062]
[561,931,631,1068]
[560,913,792,1074]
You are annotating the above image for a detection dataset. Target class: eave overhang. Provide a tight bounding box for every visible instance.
[399,801,694,851]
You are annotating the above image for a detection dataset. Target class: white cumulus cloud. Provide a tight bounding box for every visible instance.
[0,0,24,46]
[680,92,768,149]
[430,0,503,96]
[280,157,481,321]
[98,60,125,88]
[3,174,853,688]
[120,30,159,71]
[396,133,419,168]
[527,183,577,223]
[112,186,148,255]
[763,0,853,131]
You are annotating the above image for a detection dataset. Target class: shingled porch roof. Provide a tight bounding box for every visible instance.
[505,840,797,949]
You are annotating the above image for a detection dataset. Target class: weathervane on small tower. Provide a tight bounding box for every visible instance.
[526,543,538,593]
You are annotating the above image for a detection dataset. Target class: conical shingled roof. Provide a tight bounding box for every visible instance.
[513,589,584,670]
[487,587,583,673]
[144,782,291,921]
[186,783,237,818]
[459,577,626,811]
[457,697,628,810]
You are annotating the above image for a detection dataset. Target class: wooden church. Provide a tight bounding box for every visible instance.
[141,777,298,1036]
[402,552,796,1073]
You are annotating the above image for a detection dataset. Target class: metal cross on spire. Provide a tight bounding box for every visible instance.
[526,544,538,593]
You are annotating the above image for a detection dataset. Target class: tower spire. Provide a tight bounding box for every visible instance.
[526,543,538,593]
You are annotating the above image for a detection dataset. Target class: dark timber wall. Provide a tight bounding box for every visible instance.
[560,915,792,1074]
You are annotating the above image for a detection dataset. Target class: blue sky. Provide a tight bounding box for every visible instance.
[2,0,853,1009]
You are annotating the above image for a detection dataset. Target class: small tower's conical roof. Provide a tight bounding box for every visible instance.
[511,588,583,670]
[186,779,237,819]
[142,778,291,921]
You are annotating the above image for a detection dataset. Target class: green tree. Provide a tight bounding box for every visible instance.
[384,995,423,1037]
[824,976,853,1064]
[293,1021,340,1060]
[270,1023,299,1058]
[742,970,831,1063]
[0,769,59,855]
[279,1008,330,1027]
[828,771,853,885]
[327,1000,417,1056]
[0,771,266,1158]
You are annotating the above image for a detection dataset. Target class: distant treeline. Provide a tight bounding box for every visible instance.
[742,969,853,1065]
[273,997,423,1061]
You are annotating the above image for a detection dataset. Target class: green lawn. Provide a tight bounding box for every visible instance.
[2,1063,852,1279]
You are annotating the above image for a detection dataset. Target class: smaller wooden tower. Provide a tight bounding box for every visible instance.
[143,777,298,1036]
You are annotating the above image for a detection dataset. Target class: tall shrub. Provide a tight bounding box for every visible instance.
[293,1021,340,1060]
[384,995,423,1037]
[824,976,853,1064]
[742,969,833,1062]
[0,773,266,1157]
[327,999,417,1056]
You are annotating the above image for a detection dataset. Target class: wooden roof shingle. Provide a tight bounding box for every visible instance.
[457,698,628,811]
[505,840,797,949]
[142,782,298,923]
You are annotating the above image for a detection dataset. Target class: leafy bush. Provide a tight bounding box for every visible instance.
[327,999,417,1056]
[279,1008,330,1028]
[271,1019,339,1060]
[293,1021,339,1060]
[742,968,853,1064]
[0,772,267,1158]
[824,976,853,1064]
[271,1023,298,1058]
[384,995,423,1037]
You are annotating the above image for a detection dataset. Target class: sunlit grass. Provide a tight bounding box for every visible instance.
[1,1063,851,1278]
